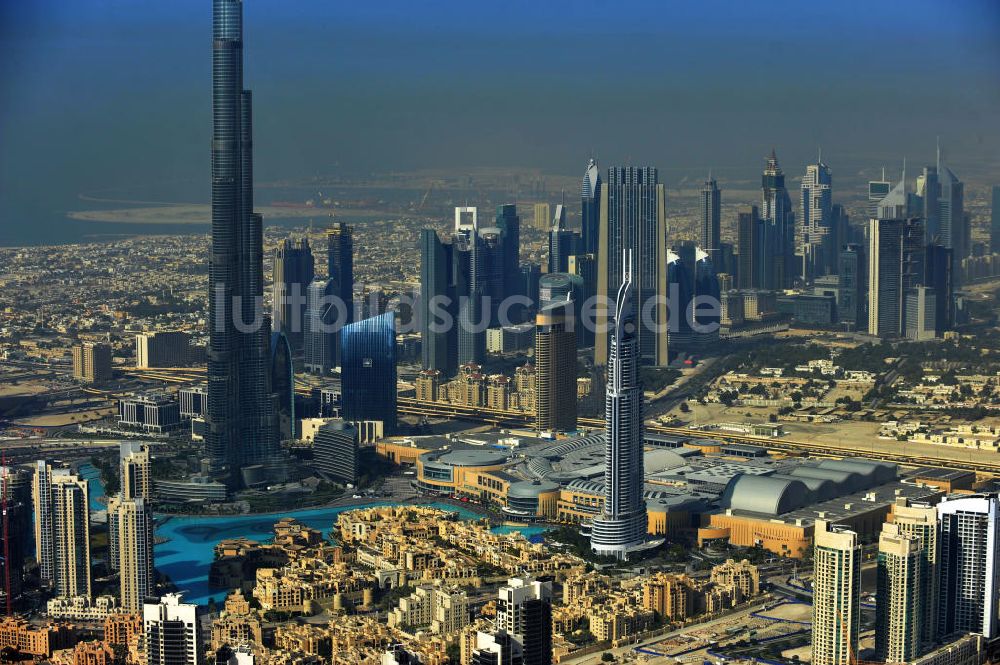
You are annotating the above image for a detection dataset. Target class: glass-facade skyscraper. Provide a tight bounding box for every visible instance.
[581,159,602,256]
[206,0,278,480]
[591,255,648,559]
[420,229,458,376]
[270,237,314,352]
[595,167,668,366]
[340,312,397,432]
[761,150,795,289]
[799,161,833,281]
[700,176,721,265]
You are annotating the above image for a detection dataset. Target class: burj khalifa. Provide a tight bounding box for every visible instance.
[206,0,278,483]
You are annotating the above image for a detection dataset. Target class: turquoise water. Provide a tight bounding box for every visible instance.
[82,467,550,607]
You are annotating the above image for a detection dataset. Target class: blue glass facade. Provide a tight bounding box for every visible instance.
[340,312,397,431]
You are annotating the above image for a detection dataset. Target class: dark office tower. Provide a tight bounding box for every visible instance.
[327,222,354,326]
[581,158,602,256]
[520,264,541,310]
[568,254,596,348]
[838,244,865,330]
[761,150,795,288]
[831,203,851,261]
[479,227,506,327]
[535,301,577,433]
[925,243,954,334]
[799,161,833,281]
[736,205,764,290]
[495,204,521,301]
[668,242,720,354]
[207,0,277,477]
[270,238,314,352]
[701,176,721,264]
[868,217,925,338]
[420,230,457,377]
[992,186,1000,254]
[936,494,1000,640]
[340,312,396,432]
[595,167,668,366]
[268,332,294,441]
[455,232,485,366]
[303,279,338,374]
[591,255,648,559]
[548,205,576,274]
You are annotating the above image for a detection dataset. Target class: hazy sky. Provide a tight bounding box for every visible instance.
[2,0,999,245]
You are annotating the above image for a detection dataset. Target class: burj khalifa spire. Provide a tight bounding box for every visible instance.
[206,0,277,484]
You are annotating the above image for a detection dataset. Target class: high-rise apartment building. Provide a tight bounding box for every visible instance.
[116,498,155,613]
[799,161,834,280]
[270,238,314,352]
[936,494,1000,639]
[144,594,201,665]
[495,204,521,305]
[595,167,668,366]
[761,151,795,289]
[50,473,91,598]
[496,578,552,665]
[591,255,648,558]
[303,279,339,374]
[893,499,939,646]
[71,342,112,384]
[875,523,923,663]
[313,420,358,485]
[812,520,860,665]
[32,461,55,584]
[581,159,602,256]
[534,301,576,433]
[206,0,278,480]
[700,176,721,265]
[120,441,151,501]
[340,312,397,432]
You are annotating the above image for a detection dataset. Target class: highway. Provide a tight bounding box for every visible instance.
[397,397,1000,475]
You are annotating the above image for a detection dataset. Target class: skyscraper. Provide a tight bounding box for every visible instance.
[668,242,720,354]
[547,204,576,274]
[206,0,278,479]
[340,312,397,432]
[905,286,937,340]
[454,229,484,366]
[736,205,764,290]
[303,278,339,374]
[496,578,552,665]
[868,216,924,337]
[495,204,521,304]
[812,520,860,665]
[893,499,939,646]
[51,472,91,598]
[761,150,795,289]
[532,203,550,231]
[568,253,596,348]
[700,176,721,265]
[799,161,833,280]
[269,331,295,440]
[71,341,112,384]
[591,254,648,559]
[937,163,966,283]
[120,441,151,501]
[144,594,201,665]
[313,420,358,485]
[875,523,923,664]
[270,237,314,352]
[936,494,1000,639]
[116,497,155,613]
[32,461,55,584]
[595,167,668,366]
[868,169,892,219]
[837,244,864,330]
[535,300,577,434]
[581,159,602,256]
[991,185,1000,254]
[326,222,355,331]
[420,229,458,377]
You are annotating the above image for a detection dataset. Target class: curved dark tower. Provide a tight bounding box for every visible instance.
[207,0,277,482]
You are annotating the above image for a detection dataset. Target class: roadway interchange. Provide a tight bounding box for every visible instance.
[396,397,1000,476]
